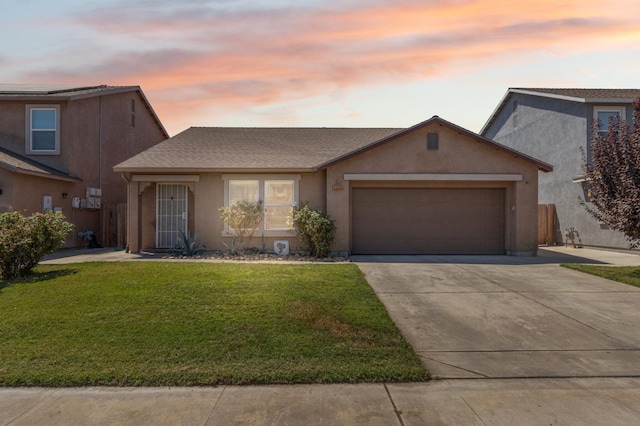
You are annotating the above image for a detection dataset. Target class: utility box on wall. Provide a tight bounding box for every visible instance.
[84,187,102,209]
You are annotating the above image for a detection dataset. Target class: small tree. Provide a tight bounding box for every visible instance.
[218,201,264,252]
[581,98,640,246]
[291,204,336,258]
[0,211,73,280]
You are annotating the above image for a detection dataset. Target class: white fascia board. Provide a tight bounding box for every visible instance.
[509,89,586,103]
[343,173,523,181]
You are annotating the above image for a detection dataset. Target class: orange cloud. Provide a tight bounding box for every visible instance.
[12,0,640,134]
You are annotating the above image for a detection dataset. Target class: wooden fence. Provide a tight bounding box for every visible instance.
[100,203,127,248]
[538,204,557,246]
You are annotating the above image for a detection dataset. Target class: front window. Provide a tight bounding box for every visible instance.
[26,105,60,154]
[264,180,295,230]
[594,106,625,138]
[224,176,298,235]
[229,180,259,205]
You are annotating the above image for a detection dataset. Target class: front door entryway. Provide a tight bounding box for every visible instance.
[156,184,188,248]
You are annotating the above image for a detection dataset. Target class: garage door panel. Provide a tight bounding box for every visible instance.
[352,188,505,255]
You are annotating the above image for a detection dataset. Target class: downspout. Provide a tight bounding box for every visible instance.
[99,96,103,189]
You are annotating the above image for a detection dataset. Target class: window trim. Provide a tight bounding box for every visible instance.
[222,174,300,237]
[593,105,626,136]
[25,104,61,155]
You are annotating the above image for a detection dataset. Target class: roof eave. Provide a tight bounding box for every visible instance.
[113,166,317,174]
[0,163,82,182]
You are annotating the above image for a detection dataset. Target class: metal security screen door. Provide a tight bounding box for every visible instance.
[156,184,188,248]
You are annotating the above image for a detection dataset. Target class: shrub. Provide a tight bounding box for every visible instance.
[291,205,336,258]
[581,98,640,246]
[0,211,73,280]
[218,201,264,252]
[171,230,205,257]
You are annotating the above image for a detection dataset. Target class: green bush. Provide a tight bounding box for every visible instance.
[291,205,336,258]
[0,211,73,280]
[219,201,264,252]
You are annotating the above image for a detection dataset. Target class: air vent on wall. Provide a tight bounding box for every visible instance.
[427,133,439,150]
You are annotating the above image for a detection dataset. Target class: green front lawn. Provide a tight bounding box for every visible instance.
[562,263,640,288]
[0,262,428,386]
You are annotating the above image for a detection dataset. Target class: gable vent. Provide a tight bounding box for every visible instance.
[427,133,439,150]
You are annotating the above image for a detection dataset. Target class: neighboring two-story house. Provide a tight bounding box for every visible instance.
[0,84,168,247]
[481,88,640,249]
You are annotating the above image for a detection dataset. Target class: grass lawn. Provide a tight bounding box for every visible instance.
[562,263,640,288]
[0,262,428,386]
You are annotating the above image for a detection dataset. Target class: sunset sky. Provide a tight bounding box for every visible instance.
[1,0,639,136]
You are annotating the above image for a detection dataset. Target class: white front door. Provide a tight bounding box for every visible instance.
[156,184,188,248]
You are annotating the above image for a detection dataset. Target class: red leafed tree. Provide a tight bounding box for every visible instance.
[581,98,640,246]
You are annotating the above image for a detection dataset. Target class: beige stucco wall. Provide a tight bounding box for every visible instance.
[325,122,540,255]
[0,91,166,247]
[126,171,326,252]
[8,173,99,247]
[0,168,14,213]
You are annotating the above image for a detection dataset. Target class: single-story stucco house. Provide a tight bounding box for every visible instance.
[114,116,552,256]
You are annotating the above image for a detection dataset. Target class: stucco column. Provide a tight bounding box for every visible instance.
[126,179,140,253]
[325,169,350,255]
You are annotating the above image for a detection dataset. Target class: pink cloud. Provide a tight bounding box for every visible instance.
[9,0,639,134]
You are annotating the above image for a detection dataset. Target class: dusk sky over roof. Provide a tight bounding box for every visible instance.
[1,0,638,136]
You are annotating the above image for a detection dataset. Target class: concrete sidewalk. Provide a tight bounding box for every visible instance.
[3,378,640,425]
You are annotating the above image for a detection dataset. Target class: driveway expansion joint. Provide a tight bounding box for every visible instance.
[419,355,489,378]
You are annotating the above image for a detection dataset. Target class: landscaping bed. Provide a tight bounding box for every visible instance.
[0,262,428,386]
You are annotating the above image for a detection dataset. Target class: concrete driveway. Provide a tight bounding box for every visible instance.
[354,247,640,379]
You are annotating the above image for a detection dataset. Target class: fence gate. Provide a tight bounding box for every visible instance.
[100,203,127,248]
[538,204,557,246]
[156,184,188,249]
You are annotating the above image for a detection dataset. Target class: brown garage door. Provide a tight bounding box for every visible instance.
[352,188,505,255]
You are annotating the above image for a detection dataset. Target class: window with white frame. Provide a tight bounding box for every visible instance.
[224,176,298,234]
[26,105,60,154]
[264,180,295,230]
[594,106,625,139]
[229,180,259,205]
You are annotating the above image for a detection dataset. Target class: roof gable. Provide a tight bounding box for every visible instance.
[481,87,640,135]
[0,84,168,138]
[320,116,552,172]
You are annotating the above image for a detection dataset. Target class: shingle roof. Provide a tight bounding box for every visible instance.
[114,117,553,173]
[114,127,404,172]
[0,146,81,182]
[0,84,130,99]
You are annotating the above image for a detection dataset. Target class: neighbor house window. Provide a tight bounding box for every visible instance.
[594,106,625,139]
[223,175,299,235]
[26,105,60,154]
